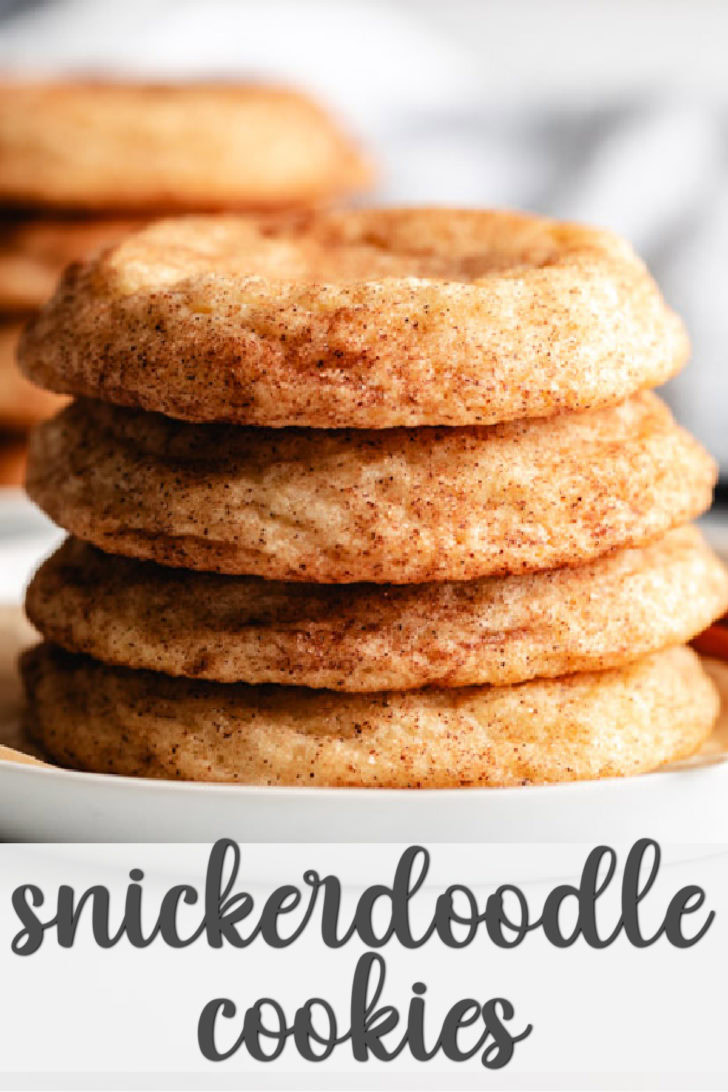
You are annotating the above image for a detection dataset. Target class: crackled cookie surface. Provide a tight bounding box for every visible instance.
[21,644,718,787]
[26,528,728,691]
[19,209,687,427]
[25,394,716,583]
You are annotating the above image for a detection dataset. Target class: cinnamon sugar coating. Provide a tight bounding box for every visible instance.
[21,644,718,787]
[26,528,728,691]
[25,394,716,583]
[19,209,687,428]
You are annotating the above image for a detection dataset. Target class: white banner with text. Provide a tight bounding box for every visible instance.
[0,841,726,1091]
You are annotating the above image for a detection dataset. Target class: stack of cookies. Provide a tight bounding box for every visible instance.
[0,80,369,482]
[18,209,728,787]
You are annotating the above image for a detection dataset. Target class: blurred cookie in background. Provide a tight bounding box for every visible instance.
[0,78,372,477]
[0,216,140,312]
[0,320,67,432]
[0,80,372,212]
[0,218,130,439]
[0,431,26,486]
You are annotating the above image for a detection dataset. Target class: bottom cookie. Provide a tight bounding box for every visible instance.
[21,643,718,788]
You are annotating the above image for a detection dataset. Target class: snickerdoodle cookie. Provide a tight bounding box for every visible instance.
[18,210,687,428]
[0,432,26,485]
[26,528,728,691]
[21,644,718,787]
[0,216,138,312]
[0,82,370,211]
[25,393,716,583]
[0,321,67,429]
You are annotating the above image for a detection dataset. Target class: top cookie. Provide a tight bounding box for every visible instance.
[18,209,688,429]
[0,81,370,211]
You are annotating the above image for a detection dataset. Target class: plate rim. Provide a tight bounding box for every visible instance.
[1,748,726,799]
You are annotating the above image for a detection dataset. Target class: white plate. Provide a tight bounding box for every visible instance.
[1,755,728,842]
[1,491,727,843]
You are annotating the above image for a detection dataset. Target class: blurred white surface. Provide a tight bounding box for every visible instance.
[0,491,63,602]
[0,0,726,463]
